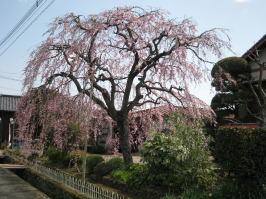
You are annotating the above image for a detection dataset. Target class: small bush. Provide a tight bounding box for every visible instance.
[46,146,71,167]
[111,169,131,184]
[110,163,149,186]
[94,157,124,177]
[86,155,104,174]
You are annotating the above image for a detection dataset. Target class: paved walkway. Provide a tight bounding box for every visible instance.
[0,167,50,199]
[0,164,26,169]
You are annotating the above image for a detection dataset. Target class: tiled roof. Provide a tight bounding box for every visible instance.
[0,94,21,112]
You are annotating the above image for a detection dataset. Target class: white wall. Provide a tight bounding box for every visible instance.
[250,48,266,81]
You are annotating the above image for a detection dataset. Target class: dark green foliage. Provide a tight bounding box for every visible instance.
[86,155,104,174]
[46,146,71,167]
[126,163,148,187]
[141,114,217,192]
[211,93,238,121]
[211,93,237,111]
[212,180,265,199]
[211,56,255,125]
[177,188,209,199]
[93,157,124,177]
[211,57,249,79]
[160,195,177,199]
[65,122,80,151]
[87,145,106,154]
[213,128,266,198]
[211,92,256,124]
[214,128,266,180]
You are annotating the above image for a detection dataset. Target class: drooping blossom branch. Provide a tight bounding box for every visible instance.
[16,88,111,156]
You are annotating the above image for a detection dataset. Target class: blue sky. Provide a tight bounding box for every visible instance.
[0,0,265,104]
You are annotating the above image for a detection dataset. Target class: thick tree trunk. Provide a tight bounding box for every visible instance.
[261,105,266,129]
[117,114,133,165]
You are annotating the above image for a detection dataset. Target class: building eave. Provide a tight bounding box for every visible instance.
[242,34,266,60]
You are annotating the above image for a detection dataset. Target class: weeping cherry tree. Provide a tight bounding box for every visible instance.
[24,7,230,164]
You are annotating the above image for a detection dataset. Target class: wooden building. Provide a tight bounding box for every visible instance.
[0,94,20,146]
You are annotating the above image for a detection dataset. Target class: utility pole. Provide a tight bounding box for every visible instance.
[82,70,95,182]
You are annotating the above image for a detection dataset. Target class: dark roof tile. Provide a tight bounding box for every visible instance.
[0,94,21,112]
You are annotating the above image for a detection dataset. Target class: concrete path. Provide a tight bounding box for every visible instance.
[0,167,50,199]
[0,164,26,169]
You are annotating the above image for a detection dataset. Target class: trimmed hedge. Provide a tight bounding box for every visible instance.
[213,127,266,197]
[86,155,104,174]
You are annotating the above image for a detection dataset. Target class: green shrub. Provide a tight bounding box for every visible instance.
[107,157,124,168]
[110,163,149,187]
[214,128,266,178]
[214,127,266,196]
[177,188,209,199]
[212,179,266,199]
[141,114,217,192]
[86,155,104,174]
[160,194,177,199]
[65,122,80,149]
[126,163,149,187]
[46,146,71,167]
[111,169,131,183]
[94,157,124,177]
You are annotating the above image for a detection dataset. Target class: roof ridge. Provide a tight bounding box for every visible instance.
[0,94,21,98]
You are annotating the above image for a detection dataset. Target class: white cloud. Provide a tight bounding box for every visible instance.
[234,0,250,4]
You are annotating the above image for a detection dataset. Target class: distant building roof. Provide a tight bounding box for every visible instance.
[0,94,21,112]
[242,34,266,60]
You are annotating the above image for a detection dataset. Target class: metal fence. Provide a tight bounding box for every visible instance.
[30,163,128,199]
[5,150,128,199]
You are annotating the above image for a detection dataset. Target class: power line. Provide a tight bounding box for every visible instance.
[0,75,21,82]
[0,0,48,49]
[0,0,55,56]
[0,70,21,76]
[0,86,21,92]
